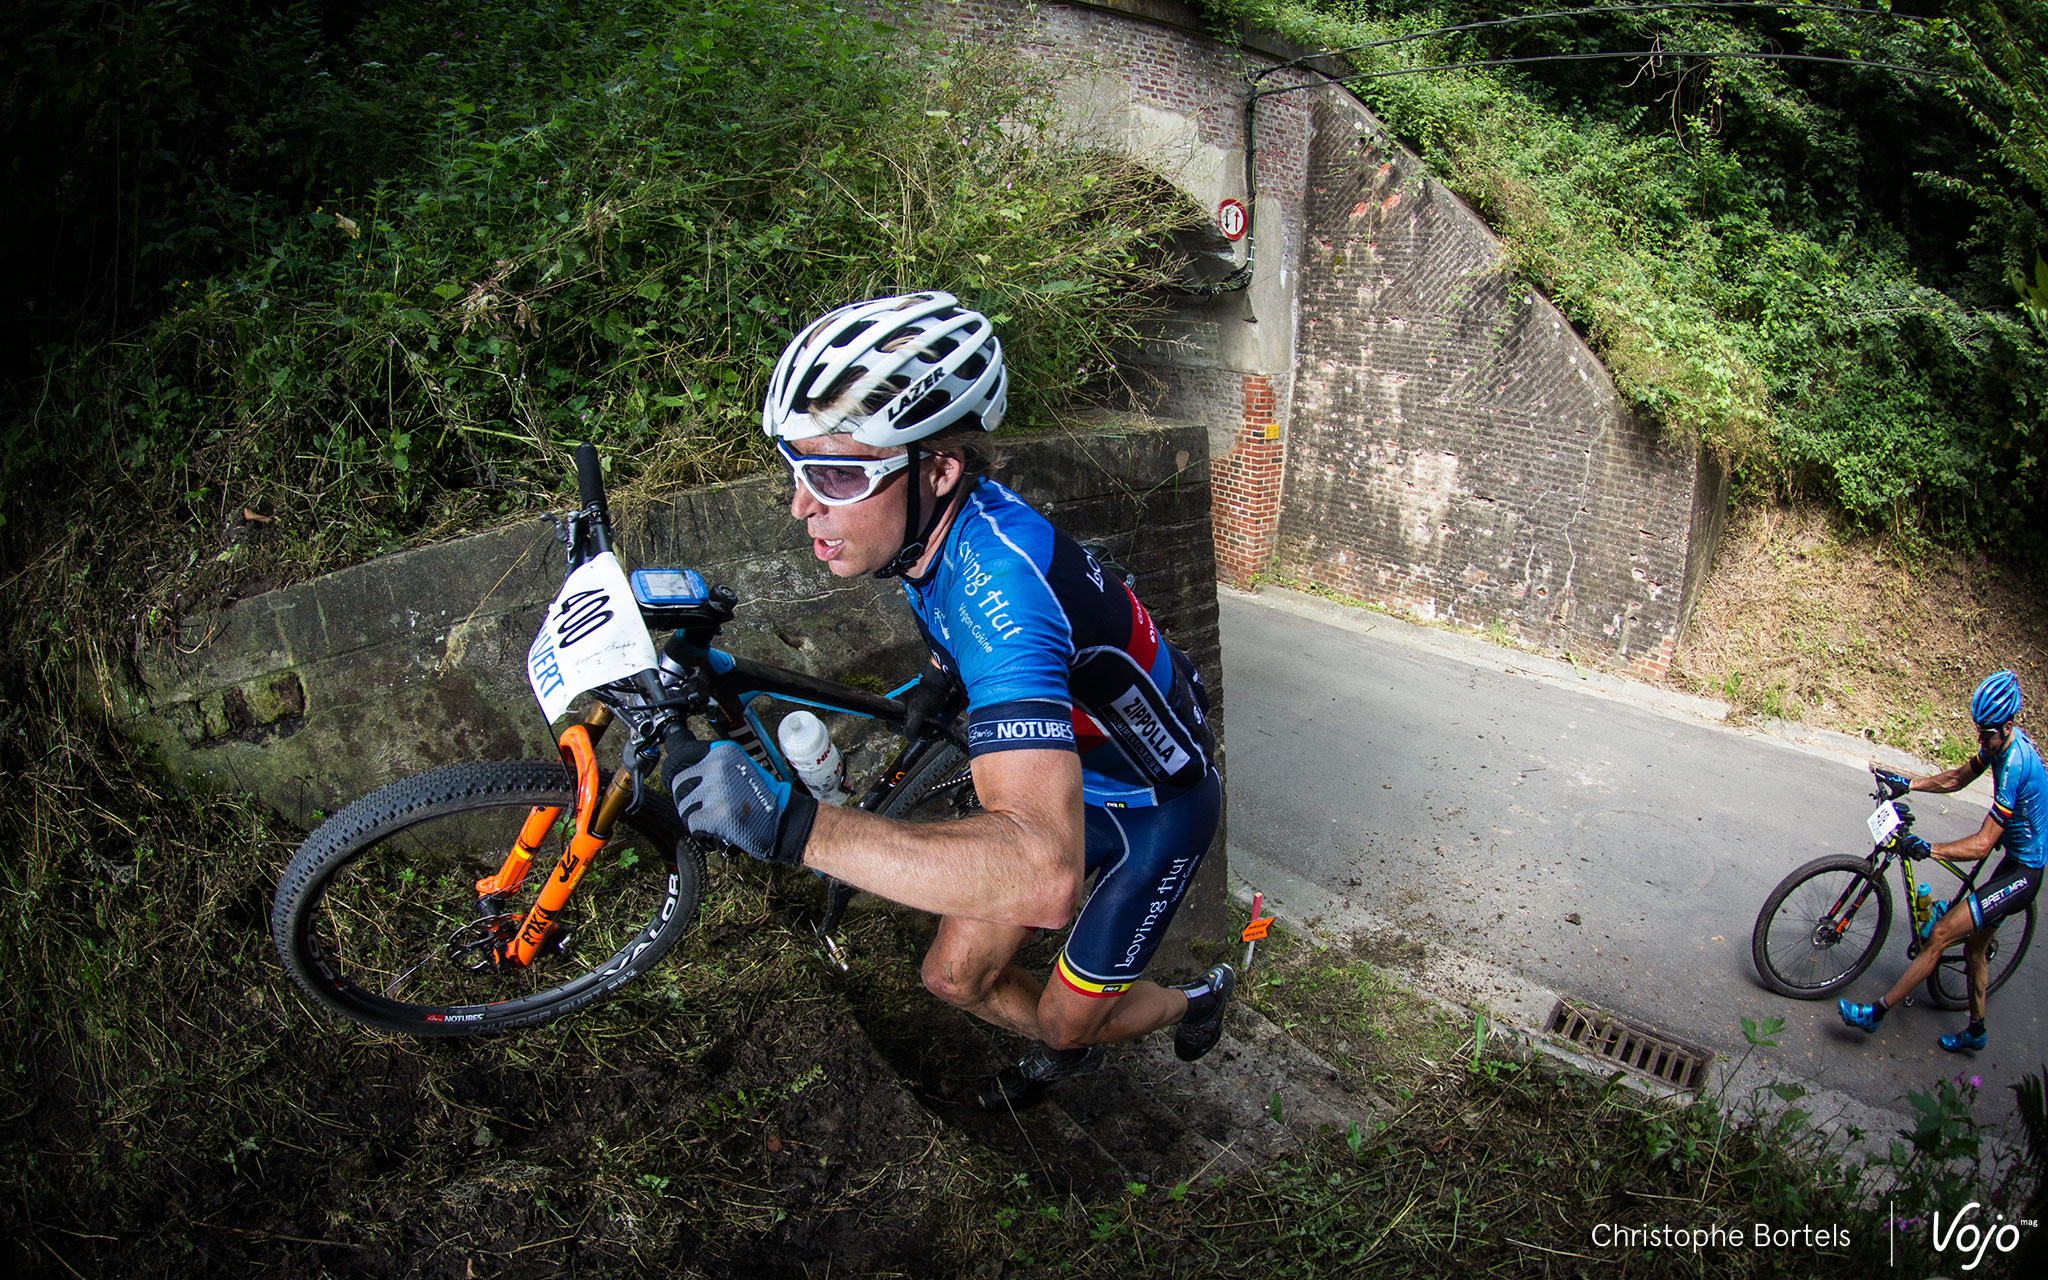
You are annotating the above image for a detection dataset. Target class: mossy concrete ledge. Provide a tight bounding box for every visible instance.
[117,417,1229,960]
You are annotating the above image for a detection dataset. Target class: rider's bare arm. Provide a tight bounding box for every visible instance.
[1875,754,1987,795]
[1932,809,2006,863]
[801,747,1085,929]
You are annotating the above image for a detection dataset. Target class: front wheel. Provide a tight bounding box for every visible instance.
[1923,901,2036,1011]
[271,761,705,1036]
[1752,855,1894,998]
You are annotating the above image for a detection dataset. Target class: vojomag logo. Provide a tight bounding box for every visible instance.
[1929,1202,2031,1272]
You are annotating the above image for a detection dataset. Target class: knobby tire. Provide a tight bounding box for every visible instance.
[878,741,978,823]
[271,761,705,1036]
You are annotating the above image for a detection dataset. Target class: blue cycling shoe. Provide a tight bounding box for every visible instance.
[1939,1028,1987,1054]
[1838,999,1883,1032]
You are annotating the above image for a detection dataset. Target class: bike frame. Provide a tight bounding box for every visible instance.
[454,441,970,973]
[472,634,958,970]
[1828,830,1990,958]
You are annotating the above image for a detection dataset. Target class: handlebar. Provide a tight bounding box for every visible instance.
[574,443,608,517]
[567,442,614,562]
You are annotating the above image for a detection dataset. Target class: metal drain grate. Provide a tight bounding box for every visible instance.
[1546,1000,1713,1091]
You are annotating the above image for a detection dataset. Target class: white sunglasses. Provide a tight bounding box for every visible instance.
[777,439,911,506]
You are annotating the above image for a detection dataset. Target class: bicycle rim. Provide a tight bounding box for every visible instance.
[274,761,702,1035]
[1753,857,1892,998]
[1926,901,2036,1010]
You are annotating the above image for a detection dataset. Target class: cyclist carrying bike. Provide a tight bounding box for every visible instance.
[1839,670,2045,1053]
[662,291,1234,1108]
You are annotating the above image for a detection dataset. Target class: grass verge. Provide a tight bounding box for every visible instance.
[4,816,2035,1278]
[1677,501,2048,765]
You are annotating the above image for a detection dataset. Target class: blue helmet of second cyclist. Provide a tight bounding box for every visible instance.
[1973,670,2023,754]
[1973,670,2022,729]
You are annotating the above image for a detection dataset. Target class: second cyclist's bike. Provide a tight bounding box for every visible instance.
[1751,780,2036,1008]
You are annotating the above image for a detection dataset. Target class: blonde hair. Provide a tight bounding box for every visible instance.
[916,423,1000,477]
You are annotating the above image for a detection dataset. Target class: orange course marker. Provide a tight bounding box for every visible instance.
[1242,891,1276,970]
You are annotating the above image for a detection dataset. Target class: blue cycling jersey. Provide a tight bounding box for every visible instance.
[903,478,1215,808]
[1977,726,2047,869]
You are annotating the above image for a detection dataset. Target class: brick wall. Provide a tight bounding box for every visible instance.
[919,0,1723,669]
[1211,375,1284,587]
[1276,97,1718,672]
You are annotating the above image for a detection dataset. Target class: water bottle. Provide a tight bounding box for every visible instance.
[1922,899,1950,941]
[1914,882,1932,931]
[777,710,849,805]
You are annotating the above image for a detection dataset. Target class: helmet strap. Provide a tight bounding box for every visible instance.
[873,444,964,580]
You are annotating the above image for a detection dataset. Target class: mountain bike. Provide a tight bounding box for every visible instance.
[1751,780,2036,1009]
[270,444,975,1036]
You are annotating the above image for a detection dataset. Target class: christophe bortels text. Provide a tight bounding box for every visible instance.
[1591,1223,1850,1253]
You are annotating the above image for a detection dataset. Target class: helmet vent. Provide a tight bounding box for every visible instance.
[806,368,907,427]
[831,318,881,351]
[902,389,954,426]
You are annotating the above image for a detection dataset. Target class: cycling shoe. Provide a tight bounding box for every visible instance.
[1939,1028,1987,1054]
[975,1043,1104,1112]
[1174,963,1237,1063]
[1838,999,1884,1032]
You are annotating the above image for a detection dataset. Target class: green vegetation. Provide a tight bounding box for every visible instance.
[1,0,1196,593]
[1205,0,2048,554]
[0,5,1198,1269]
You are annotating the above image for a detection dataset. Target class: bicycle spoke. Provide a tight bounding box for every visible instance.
[382,946,443,999]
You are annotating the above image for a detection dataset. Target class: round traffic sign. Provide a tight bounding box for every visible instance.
[1217,198,1248,241]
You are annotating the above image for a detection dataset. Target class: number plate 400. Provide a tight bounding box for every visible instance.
[526,552,658,722]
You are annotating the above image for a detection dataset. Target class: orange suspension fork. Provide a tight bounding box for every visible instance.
[476,805,562,901]
[475,705,615,901]
[475,707,638,967]
[509,728,642,966]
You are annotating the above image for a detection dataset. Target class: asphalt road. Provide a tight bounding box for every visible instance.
[1218,587,2045,1128]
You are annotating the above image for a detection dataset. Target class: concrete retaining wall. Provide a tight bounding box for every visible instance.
[123,419,1219,823]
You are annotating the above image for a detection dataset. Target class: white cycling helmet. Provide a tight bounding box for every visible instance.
[763,291,1007,446]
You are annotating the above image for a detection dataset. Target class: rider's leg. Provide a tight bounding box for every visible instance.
[1966,925,1993,1023]
[921,916,1044,1039]
[1035,975,1186,1051]
[1032,774,1223,1051]
[1876,900,1977,1008]
[1938,926,1995,1051]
